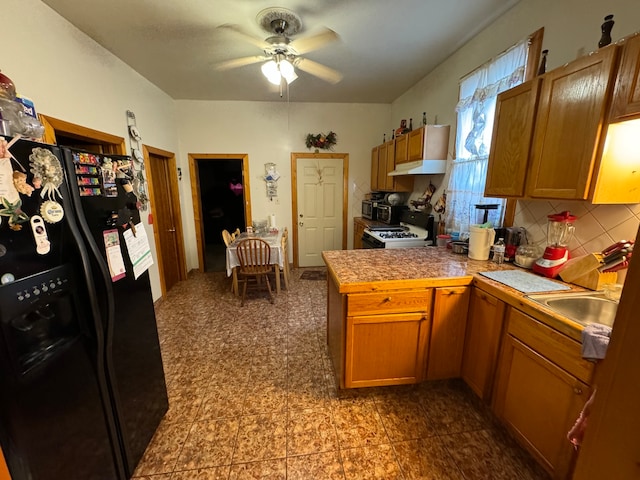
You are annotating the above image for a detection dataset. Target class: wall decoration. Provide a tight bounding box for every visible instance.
[264,163,280,199]
[125,110,149,210]
[305,131,337,152]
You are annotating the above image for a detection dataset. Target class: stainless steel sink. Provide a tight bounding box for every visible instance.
[525,291,618,327]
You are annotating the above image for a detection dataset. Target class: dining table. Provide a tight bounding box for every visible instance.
[226,229,284,295]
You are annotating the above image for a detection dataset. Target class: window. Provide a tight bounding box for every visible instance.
[446,38,529,233]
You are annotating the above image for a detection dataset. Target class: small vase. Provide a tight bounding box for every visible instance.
[598,14,615,48]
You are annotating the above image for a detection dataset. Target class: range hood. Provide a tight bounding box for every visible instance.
[388,159,447,176]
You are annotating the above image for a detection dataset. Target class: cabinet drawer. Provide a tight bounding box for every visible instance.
[507,308,594,384]
[347,289,432,316]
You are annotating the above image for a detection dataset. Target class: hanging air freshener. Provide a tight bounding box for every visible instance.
[29,147,64,201]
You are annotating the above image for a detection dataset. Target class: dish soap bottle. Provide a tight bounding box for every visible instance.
[493,238,505,265]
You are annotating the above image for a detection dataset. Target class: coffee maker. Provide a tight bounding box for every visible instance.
[533,211,576,278]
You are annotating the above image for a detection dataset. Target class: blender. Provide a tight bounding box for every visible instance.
[533,211,576,278]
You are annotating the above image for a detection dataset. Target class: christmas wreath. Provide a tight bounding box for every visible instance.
[305,131,337,150]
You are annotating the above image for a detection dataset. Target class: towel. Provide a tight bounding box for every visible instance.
[581,324,612,360]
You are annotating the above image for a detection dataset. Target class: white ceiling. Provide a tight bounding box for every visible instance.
[41,0,521,103]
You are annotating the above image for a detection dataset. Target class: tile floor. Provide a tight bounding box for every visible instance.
[133,269,550,480]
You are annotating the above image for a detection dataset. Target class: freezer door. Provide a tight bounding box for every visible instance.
[61,147,168,476]
[0,264,121,480]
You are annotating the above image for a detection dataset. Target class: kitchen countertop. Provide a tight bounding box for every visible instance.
[322,247,590,342]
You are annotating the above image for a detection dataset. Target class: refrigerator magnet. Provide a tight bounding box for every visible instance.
[103,229,126,282]
[28,147,64,201]
[40,200,64,223]
[30,215,51,255]
[0,157,20,203]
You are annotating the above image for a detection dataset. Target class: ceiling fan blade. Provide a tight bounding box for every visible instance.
[290,28,339,55]
[217,24,270,50]
[295,58,343,84]
[214,55,267,71]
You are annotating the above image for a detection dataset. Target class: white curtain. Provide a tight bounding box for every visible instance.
[446,39,528,234]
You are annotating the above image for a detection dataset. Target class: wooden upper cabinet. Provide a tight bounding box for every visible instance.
[370,146,380,191]
[371,139,413,192]
[609,32,640,121]
[485,79,541,197]
[394,134,409,164]
[526,45,618,199]
[384,139,396,190]
[407,125,450,162]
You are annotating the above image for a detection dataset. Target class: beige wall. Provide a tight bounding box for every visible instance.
[393,0,640,285]
[5,0,640,298]
[174,100,390,269]
[5,0,179,299]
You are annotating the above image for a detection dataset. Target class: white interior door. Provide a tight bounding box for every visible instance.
[296,157,344,267]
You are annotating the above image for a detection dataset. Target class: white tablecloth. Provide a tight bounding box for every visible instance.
[226,230,283,276]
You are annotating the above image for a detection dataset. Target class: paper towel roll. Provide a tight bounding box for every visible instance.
[269,214,277,228]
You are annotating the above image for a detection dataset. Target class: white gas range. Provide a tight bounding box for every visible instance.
[362,211,435,249]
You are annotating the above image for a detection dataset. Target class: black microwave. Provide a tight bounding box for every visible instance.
[362,200,378,220]
[376,204,407,224]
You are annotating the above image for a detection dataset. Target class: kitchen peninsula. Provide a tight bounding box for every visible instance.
[323,247,598,479]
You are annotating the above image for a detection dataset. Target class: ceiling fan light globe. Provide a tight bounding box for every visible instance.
[261,61,282,85]
[279,59,294,76]
[283,70,298,84]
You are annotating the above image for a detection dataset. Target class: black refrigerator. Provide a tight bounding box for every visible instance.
[0,137,168,479]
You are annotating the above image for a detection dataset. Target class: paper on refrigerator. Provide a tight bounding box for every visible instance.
[124,222,154,280]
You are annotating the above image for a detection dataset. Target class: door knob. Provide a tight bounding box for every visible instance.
[168,228,176,232]
[299,222,304,227]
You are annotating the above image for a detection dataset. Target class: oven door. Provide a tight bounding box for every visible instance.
[362,231,385,248]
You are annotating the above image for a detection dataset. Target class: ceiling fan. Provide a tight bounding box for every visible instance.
[215,7,343,85]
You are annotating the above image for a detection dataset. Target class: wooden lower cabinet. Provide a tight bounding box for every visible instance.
[493,308,591,480]
[353,218,367,249]
[427,286,470,380]
[461,287,506,400]
[342,288,432,388]
[345,312,430,387]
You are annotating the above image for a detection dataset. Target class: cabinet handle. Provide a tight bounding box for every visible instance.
[383,297,391,302]
[573,387,583,395]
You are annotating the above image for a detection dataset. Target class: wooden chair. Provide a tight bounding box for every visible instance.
[222,229,238,294]
[236,238,274,306]
[276,227,291,290]
[222,229,233,247]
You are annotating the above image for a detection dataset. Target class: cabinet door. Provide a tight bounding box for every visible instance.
[609,32,640,121]
[526,46,618,199]
[394,134,409,164]
[345,312,430,388]
[493,335,588,479]
[353,219,365,249]
[485,79,541,197]
[407,128,424,161]
[384,140,396,190]
[461,288,506,401]
[427,286,470,380]
[377,142,389,191]
[370,146,380,191]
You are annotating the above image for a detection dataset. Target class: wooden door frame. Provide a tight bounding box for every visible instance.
[143,145,187,295]
[188,153,252,272]
[39,114,127,154]
[291,152,349,268]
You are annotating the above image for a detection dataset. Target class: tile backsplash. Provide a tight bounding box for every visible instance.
[514,200,640,284]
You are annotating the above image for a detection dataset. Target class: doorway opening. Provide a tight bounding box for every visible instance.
[189,154,252,273]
